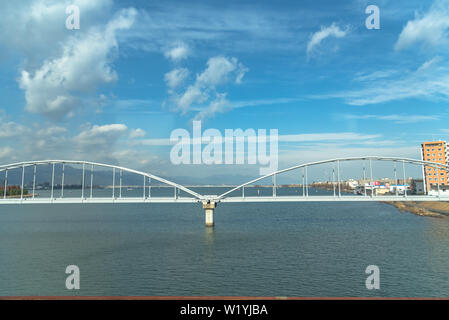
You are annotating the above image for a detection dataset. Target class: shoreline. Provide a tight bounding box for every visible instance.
[384,201,449,218]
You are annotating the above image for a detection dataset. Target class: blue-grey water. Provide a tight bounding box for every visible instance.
[1,187,448,297]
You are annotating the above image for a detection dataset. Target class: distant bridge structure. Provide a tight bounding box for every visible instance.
[1,157,448,226]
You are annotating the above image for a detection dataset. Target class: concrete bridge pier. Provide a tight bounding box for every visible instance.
[202,201,217,227]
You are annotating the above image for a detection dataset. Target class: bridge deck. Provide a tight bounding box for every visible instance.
[220,195,449,202]
[0,195,448,204]
[0,197,200,204]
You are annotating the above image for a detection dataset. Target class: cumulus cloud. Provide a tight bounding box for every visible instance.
[0,119,28,138]
[0,112,77,162]
[0,114,151,165]
[164,42,190,62]
[17,7,137,120]
[194,93,230,120]
[164,68,189,90]
[74,124,128,146]
[197,56,248,86]
[395,0,449,51]
[129,128,146,138]
[306,23,349,58]
[166,56,248,119]
[0,0,114,67]
[176,85,205,111]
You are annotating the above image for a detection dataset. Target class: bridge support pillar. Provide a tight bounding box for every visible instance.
[202,201,217,227]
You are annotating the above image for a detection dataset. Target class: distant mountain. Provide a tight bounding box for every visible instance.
[0,164,258,187]
[0,165,141,187]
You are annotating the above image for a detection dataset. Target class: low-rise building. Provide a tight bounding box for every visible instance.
[411,179,425,195]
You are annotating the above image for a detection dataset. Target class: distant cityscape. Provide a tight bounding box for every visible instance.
[309,141,449,197]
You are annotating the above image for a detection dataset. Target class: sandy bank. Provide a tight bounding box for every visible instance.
[384,201,449,218]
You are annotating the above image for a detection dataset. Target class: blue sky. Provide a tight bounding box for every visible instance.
[1,0,449,182]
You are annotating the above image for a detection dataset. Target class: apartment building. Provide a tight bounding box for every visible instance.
[421,141,448,192]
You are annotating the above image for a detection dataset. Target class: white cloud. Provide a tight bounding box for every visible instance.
[306,23,349,58]
[323,57,449,105]
[278,132,381,143]
[417,56,442,71]
[0,0,114,68]
[395,0,449,51]
[353,70,399,82]
[164,42,190,62]
[177,85,209,112]
[129,5,303,55]
[0,114,153,166]
[167,56,248,118]
[16,6,137,120]
[137,131,382,146]
[0,119,28,138]
[0,147,13,160]
[194,93,230,120]
[344,114,440,124]
[74,124,128,145]
[0,112,80,162]
[129,128,146,138]
[197,56,248,86]
[164,68,189,90]
[36,126,68,136]
[71,123,129,162]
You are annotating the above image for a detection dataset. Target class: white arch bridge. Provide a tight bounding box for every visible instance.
[0,156,448,226]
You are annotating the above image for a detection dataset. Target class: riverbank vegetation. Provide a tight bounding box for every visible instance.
[0,186,28,197]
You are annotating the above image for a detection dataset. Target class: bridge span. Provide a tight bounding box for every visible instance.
[1,157,449,226]
[0,195,445,204]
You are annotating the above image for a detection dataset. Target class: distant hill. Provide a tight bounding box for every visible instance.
[0,164,258,187]
[0,165,142,187]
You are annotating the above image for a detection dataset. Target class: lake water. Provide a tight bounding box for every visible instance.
[0,187,448,297]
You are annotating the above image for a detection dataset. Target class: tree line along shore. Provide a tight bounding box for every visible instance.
[0,186,29,197]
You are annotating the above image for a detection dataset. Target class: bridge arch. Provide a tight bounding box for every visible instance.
[217,156,449,200]
[0,160,203,200]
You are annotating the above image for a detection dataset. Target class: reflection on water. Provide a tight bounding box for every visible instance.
[0,187,448,297]
[204,227,215,246]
